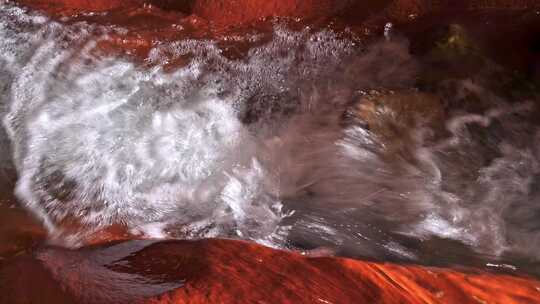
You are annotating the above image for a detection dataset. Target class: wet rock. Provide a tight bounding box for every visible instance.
[13,0,540,67]
[192,0,350,27]
[385,0,433,23]
[467,0,540,9]
[345,90,445,153]
[0,202,46,262]
[385,0,540,23]
[0,254,77,304]
[16,0,540,28]
[15,0,349,23]
[16,0,141,15]
[416,23,490,87]
[433,24,479,57]
[361,0,540,40]
[1,239,540,304]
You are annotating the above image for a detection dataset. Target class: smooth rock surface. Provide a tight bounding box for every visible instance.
[1,239,540,304]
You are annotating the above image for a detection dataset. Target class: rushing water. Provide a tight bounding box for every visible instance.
[1,2,540,274]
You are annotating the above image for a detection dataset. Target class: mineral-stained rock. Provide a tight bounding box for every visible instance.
[15,0,351,22]
[1,239,540,304]
[16,0,540,29]
[191,0,351,27]
[12,0,540,69]
[16,0,141,15]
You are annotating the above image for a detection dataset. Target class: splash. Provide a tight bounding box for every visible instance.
[0,3,293,245]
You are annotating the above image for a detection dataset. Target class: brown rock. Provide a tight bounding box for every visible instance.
[346,90,445,154]
[384,0,540,23]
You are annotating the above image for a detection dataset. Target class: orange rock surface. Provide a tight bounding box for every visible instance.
[1,239,540,304]
[192,0,351,26]
[16,0,352,21]
[16,0,141,15]
[17,0,540,18]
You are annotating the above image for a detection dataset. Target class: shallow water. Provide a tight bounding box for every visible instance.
[1,2,540,277]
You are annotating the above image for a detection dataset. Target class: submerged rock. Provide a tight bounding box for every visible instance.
[345,89,445,155]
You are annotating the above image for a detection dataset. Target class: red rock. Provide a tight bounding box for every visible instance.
[14,0,540,62]
[0,198,46,261]
[16,0,540,26]
[1,239,540,304]
[16,0,141,15]
[191,0,351,27]
[15,0,347,23]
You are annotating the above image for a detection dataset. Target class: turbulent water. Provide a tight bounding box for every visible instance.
[1,2,540,270]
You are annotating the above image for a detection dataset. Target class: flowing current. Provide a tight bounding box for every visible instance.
[1,3,540,269]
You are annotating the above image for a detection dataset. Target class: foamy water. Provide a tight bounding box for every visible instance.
[1,2,540,268]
